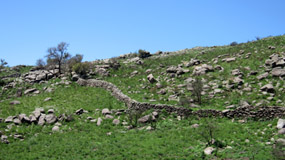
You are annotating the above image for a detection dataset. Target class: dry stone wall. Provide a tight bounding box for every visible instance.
[77,78,285,119]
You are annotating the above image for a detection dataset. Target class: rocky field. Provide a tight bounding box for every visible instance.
[0,35,285,159]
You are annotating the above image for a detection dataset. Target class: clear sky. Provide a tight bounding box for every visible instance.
[0,0,285,66]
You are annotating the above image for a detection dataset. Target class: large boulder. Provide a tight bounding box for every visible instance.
[45,114,57,124]
[147,74,157,83]
[193,64,214,75]
[260,84,275,93]
[277,119,285,129]
[102,108,111,115]
[272,68,285,77]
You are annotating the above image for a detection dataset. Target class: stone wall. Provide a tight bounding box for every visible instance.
[77,78,285,119]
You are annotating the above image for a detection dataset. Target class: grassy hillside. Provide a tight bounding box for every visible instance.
[0,36,285,159]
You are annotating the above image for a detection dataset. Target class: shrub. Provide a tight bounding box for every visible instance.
[36,59,46,68]
[126,109,143,128]
[109,58,121,70]
[192,77,203,104]
[230,41,238,46]
[138,49,151,59]
[72,62,90,76]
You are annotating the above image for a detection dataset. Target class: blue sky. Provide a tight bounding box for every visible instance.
[0,0,285,66]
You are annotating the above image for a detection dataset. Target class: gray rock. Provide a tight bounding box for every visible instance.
[97,117,103,126]
[44,97,52,102]
[105,115,114,119]
[147,74,157,83]
[191,124,199,128]
[10,100,20,105]
[112,119,120,125]
[138,115,150,123]
[278,128,285,135]
[13,118,21,125]
[276,138,285,146]
[5,116,14,123]
[52,126,60,132]
[1,135,9,144]
[231,69,243,76]
[45,114,57,124]
[75,108,84,115]
[260,84,275,93]
[277,119,285,129]
[47,109,55,114]
[272,68,285,77]
[24,88,38,95]
[193,64,214,75]
[257,72,269,80]
[14,134,23,139]
[33,110,41,119]
[71,74,79,81]
[29,115,37,123]
[38,114,46,126]
[204,147,215,155]
[102,108,111,115]
[35,108,45,113]
[224,57,236,62]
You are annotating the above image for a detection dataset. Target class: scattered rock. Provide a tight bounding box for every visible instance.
[97,117,103,126]
[24,88,38,95]
[105,115,114,119]
[278,128,285,135]
[147,74,157,83]
[191,124,199,128]
[14,134,23,139]
[102,108,111,115]
[204,147,215,155]
[260,84,275,93]
[47,109,55,114]
[277,119,285,129]
[13,118,21,125]
[52,126,60,132]
[10,100,20,105]
[271,68,285,77]
[44,97,52,102]
[223,57,236,62]
[138,115,150,123]
[112,119,120,125]
[38,114,46,126]
[45,114,57,124]
[75,108,84,115]
[193,64,214,75]
[5,116,14,123]
[257,72,269,80]
[1,135,9,144]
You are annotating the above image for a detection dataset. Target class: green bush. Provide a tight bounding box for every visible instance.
[138,49,151,59]
[72,62,90,76]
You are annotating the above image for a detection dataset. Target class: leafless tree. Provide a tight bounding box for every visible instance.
[0,59,8,69]
[46,42,71,74]
[36,58,46,68]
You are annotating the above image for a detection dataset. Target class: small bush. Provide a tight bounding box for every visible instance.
[192,77,203,105]
[138,49,151,59]
[126,109,143,128]
[230,41,238,46]
[72,62,90,76]
[109,58,121,70]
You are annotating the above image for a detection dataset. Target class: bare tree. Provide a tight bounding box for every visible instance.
[192,77,203,104]
[46,42,71,74]
[36,58,46,68]
[0,59,8,69]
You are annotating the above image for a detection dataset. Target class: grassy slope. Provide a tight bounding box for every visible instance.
[103,36,285,109]
[1,36,285,159]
